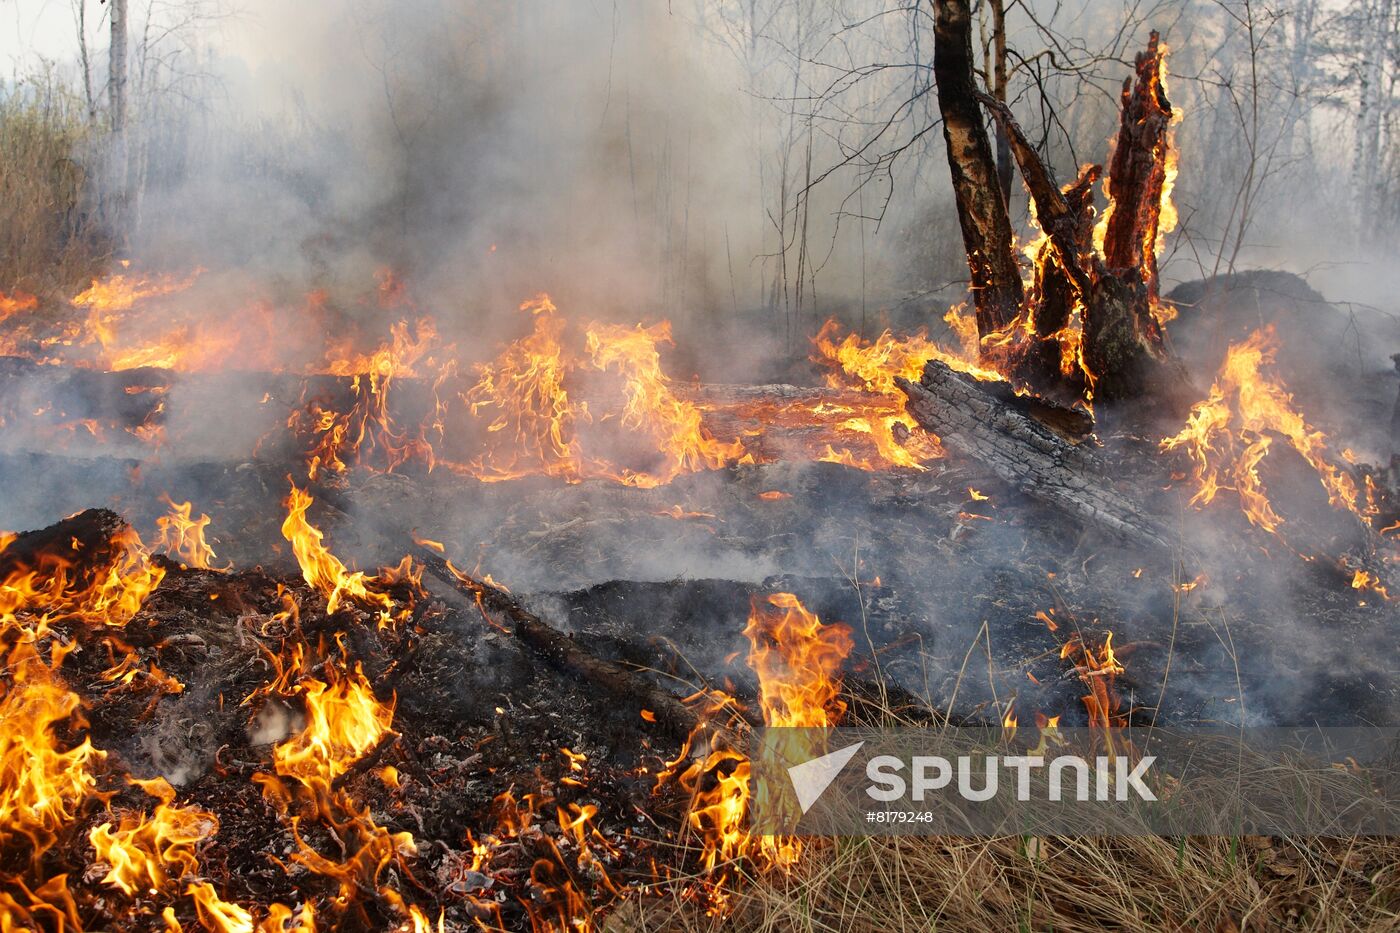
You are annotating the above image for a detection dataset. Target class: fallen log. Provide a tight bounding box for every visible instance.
[416,550,730,747]
[897,361,1173,550]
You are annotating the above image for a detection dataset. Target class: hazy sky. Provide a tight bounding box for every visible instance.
[1,0,83,67]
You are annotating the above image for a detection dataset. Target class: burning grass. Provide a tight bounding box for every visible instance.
[0,31,1396,930]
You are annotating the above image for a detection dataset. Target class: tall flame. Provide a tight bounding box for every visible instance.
[466,293,589,482]
[153,497,223,571]
[585,321,748,487]
[667,592,852,908]
[280,484,398,623]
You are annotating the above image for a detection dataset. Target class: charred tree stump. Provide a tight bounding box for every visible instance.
[933,0,1023,337]
[896,361,1172,550]
[1084,33,1189,405]
[1100,33,1175,296]
[971,40,1192,411]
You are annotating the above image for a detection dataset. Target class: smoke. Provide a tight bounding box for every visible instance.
[127,1,774,335]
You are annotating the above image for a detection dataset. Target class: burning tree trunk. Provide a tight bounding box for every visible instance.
[1099,33,1176,299]
[1084,33,1186,404]
[932,0,1023,337]
[962,33,1192,409]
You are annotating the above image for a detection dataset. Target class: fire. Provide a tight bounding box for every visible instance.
[252,651,424,925]
[0,640,104,860]
[1061,632,1126,731]
[280,483,404,624]
[1161,326,1369,533]
[464,294,750,487]
[72,269,202,315]
[1092,40,1180,265]
[262,657,395,788]
[0,514,180,926]
[0,289,38,321]
[0,524,165,639]
[585,321,748,487]
[1351,568,1391,601]
[71,268,212,371]
[302,318,444,480]
[744,592,853,729]
[465,293,590,482]
[666,592,853,904]
[809,321,972,469]
[153,497,223,570]
[88,777,217,898]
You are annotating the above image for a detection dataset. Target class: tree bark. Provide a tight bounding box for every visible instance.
[933,0,1023,338]
[108,0,129,234]
[988,0,1014,205]
[108,0,127,135]
[897,361,1172,550]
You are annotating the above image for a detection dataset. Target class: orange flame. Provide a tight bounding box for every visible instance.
[585,321,748,487]
[280,484,403,624]
[0,289,38,322]
[666,592,852,908]
[1161,326,1369,534]
[88,777,217,898]
[465,293,590,482]
[0,641,104,862]
[153,496,223,570]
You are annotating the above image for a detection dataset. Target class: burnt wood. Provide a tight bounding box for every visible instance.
[417,550,728,748]
[897,361,1171,549]
[933,0,1023,337]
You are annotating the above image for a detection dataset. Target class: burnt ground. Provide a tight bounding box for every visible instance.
[2,272,1399,929]
[23,553,686,930]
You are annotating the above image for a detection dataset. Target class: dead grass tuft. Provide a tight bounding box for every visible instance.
[616,832,1400,932]
[0,69,111,296]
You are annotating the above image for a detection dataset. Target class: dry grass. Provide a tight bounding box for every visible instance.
[613,833,1400,932]
[0,70,110,295]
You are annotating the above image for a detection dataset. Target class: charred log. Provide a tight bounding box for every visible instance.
[896,361,1171,550]
[417,551,723,746]
[933,0,1023,337]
